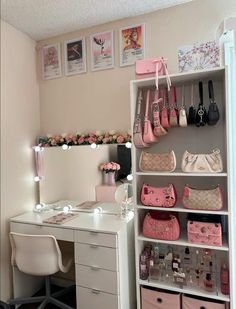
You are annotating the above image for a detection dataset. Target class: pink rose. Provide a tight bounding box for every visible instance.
[78,136,85,144]
[88,137,95,144]
[102,137,109,144]
[117,135,124,143]
[88,132,95,137]
[106,163,113,170]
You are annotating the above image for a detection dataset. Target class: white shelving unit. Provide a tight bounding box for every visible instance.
[130,67,234,309]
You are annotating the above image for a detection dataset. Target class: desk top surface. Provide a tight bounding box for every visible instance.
[10,203,134,234]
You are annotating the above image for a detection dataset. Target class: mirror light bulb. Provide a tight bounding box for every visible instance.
[34,145,43,152]
[127,174,133,181]
[34,176,40,182]
[35,204,43,210]
[62,144,71,150]
[94,207,102,214]
[90,143,97,149]
[125,142,132,148]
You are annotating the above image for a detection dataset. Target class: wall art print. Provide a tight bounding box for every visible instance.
[42,43,62,80]
[119,23,145,67]
[64,37,86,76]
[178,41,220,73]
[90,30,114,71]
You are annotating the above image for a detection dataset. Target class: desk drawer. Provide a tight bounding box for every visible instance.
[75,243,117,271]
[76,264,118,294]
[10,222,74,242]
[75,230,117,248]
[76,286,119,309]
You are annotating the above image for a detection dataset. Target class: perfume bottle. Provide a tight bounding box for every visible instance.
[204,273,213,292]
[172,254,180,272]
[183,247,191,268]
[149,251,160,280]
[220,263,229,295]
[140,249,150,280]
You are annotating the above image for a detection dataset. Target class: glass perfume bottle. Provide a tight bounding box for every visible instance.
[220,263,230,295]
[204,273,214,292]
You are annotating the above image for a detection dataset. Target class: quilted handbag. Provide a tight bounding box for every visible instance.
[143,211,180,240]
[182,184,223,210]
[141,183,177,207]
[133,89,150,148]
[187,215,222,246]
[143,89,159,144]
[139,150,176,172]
[181,149,223,173]
[135,57,171,90]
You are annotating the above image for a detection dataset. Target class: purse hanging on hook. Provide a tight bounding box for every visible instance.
[179,85,188,127]
[152,89,168,136]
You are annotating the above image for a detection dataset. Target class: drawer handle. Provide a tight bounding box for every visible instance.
[200,307,206,309]
[91,289,100,294]
[90,266,100,271]
[90,244,98,248]
[90,231,98,236]
[157,298,163,303]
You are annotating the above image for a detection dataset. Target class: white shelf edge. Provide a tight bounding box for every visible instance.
[138,279,230,302]
[137,234,229,251]
[136,204,229,215]
[135,172,228,177]
[131,66,226,85]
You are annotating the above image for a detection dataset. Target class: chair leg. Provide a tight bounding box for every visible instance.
[49,297,75,309]
[52,285,75,298]
[9,295,45,305]
[37,298,48,309]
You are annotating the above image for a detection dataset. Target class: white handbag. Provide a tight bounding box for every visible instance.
[181,149,223,173]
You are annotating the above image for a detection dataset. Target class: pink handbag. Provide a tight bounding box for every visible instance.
[161,88,170,128]
[143,211,180,240]
[135,57,171,90]
[143,89,159,144]
[140,183,177,207]
[187,220,222,246]
[141,287,181,309]
[182,294,226,309]
[133,89,150,148]
[152,90,168,136]
[169,86,178,127]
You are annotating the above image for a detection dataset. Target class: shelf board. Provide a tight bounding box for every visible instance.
[137,233,229,251]
[131,67,225,87]
[136,171,228,177]
[136,204,229,215]
[139,279,230,302]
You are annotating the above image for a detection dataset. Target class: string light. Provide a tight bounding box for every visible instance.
[91,143,99,149]
[62,144,71,150]
[34,176,40,182]
[33,146,44,152]
[127,174,133,181]
[125,142,132,148]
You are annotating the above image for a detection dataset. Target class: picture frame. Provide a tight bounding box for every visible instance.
[64,37,87,76]
[119,23,145,67]
[90,30,114,71]
[42,43,62,80]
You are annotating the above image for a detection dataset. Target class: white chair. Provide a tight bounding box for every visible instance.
[9,232,75,309]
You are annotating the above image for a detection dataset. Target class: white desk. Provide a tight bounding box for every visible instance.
[10,204,135,309]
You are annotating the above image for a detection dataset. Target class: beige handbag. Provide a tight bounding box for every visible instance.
[139,150,176,172]
[182,185,223,210]
[181,149,223,173]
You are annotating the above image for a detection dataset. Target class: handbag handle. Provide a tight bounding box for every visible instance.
[208,80,215,103]
[181,85,185,108]
[163,87,168,108]
[199,81,204,106]
[170,86,177,108]
[136,89,143,117]
[152,58,171,91]
[144,89,151,120]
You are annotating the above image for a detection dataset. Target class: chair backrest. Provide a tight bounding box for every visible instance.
[9,232,63,276]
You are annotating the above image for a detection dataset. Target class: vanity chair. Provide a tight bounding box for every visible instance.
[9,232,75,309]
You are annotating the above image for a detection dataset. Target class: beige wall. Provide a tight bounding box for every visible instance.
[38,0,236,135]
[0,20,40,301]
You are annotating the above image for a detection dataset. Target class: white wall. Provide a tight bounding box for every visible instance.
[38,0,236,135]
[0,20,40,301]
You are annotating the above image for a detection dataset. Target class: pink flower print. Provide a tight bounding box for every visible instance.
[88,136,95,144]
[102,137,109,144]
[117,135,124,143]
[78,136,85,144]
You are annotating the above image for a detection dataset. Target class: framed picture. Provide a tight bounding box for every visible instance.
[178,41,220,73]
[90,30,114,71]
[119,23,145,67]
[42,43,62,80]
[64,37,86,76]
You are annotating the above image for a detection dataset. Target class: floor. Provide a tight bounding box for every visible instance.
[12,284,76,309]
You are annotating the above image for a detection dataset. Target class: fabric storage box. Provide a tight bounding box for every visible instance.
[141,286,181,309]
[182,294,225,309]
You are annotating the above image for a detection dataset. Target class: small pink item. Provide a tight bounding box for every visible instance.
[187,220,222,246]
[161,88,170,128]
[143,211,180,240]
[182,294,226,309]
[140,183,177,208]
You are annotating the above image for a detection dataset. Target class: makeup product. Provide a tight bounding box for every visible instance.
[220,263,230,295]
[183,247,191,267]
[204,273,213,292]
[172,254,180,272]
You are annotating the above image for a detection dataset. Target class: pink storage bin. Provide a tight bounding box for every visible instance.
[182,294,225,309]
[141,287,181,309]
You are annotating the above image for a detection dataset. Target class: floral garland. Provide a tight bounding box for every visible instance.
[36,130,132,147]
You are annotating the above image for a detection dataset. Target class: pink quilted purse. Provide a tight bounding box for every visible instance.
[143,211,180,240]
[187,220,222,246]
[140,184,177,207]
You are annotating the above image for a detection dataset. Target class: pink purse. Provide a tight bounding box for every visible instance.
[143,211,180,240]
[169,86,178,127]
[187,220,222,246]
[133,89,150,148]
[135,57,171,90]
[161,88,170,128]
[143,89,159,144]
[152,90,167,136]
[140,183,177,207]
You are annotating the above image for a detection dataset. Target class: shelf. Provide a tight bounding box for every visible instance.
[136,172,228,177]
[138,279,230,302]
[137,233,229,251]
[131,67,225,87]
[136,204,229,215]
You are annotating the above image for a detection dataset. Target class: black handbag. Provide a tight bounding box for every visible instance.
[188,84,196,124]
[195,81,208,127]
[207,80,220,125]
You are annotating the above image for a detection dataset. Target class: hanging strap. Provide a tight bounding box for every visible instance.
[170,86,177,109]
[190,84,194,107]
[145,89,151,120]
[152,90,163,127]
[152,58,171,91]
[181,85,185,108]
[136,89,143,117]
